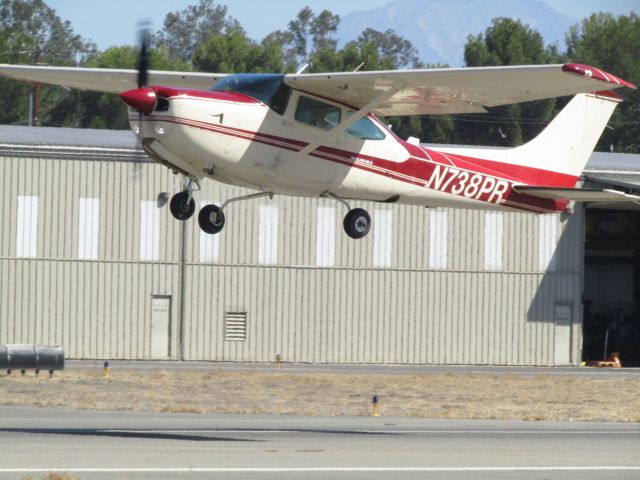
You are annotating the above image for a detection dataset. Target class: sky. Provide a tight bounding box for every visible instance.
[48,0,638,51]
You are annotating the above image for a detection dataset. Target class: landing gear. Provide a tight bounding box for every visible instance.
[198,191,274,235]
[343,208,371,239]
[323,193,372,239]
[198,204,225,234]
[169,191,195,220]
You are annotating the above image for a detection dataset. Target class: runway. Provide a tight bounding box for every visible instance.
[1,406,639,480]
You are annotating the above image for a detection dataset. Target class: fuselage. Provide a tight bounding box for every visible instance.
[129,74,567,214]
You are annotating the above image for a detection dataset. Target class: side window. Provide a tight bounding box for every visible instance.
[295,96,341,131]
[346,113,386,141]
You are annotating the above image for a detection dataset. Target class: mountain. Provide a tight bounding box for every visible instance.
[336,0,578,67]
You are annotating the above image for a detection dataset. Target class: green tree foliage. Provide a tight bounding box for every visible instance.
[457,18,563,147]
[154,0,234,63]
[192,25,284,73]
[0,0,93,126]
[566,13,640,153]
[266,7,340,71]
[355,28,423,69]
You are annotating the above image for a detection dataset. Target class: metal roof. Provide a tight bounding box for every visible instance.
[584,151,640,173]
[0,125,139,149]
[0,125,145,161]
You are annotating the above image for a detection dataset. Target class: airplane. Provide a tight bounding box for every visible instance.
[0,40,637,239]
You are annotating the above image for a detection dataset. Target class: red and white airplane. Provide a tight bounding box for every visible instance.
[0,56,637,238]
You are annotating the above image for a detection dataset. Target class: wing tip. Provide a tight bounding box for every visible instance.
[562,63,636,89]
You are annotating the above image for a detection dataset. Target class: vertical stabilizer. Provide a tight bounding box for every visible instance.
[508,91,620,183]
[430,91,622,187]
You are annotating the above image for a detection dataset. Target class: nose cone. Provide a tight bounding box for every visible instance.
[119,87,157,115]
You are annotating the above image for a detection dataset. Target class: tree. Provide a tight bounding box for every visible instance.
[192,26,284,73]
[269,7,340,70]
[566,13,640,153]
[457,18,563,147]
[0,0,94,126]
[356,28,422,69]
[154,0,235,63]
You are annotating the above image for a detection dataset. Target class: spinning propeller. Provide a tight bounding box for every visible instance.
[119,26,157,115]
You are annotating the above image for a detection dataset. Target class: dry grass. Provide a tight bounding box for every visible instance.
[1,368,639,422]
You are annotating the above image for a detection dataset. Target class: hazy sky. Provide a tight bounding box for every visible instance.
[48,0,638,50]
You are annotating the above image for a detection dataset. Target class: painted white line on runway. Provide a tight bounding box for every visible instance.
[2,467,640,473]
[101,429,640,435]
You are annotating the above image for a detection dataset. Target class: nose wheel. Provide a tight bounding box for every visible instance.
[198,204,225,234]
[169,191,195,220]
[343,208,371,239]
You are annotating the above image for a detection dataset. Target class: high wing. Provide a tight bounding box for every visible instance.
[513,186,640,203]
[284,63,636,116]
[0,62,634,116]
[0,64,226,93]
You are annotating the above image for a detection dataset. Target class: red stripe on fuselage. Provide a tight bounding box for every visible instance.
[137,114,566,212]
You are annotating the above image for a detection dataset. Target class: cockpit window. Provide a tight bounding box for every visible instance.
[346,112,386,140]
[294,96,341,131]
[212,74,292,115]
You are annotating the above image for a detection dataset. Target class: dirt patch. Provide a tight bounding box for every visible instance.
[1,368,638,422]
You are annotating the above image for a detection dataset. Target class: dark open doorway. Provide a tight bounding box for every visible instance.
[583,208,640,367]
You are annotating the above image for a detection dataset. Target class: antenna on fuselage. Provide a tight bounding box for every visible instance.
[296,63,309,74]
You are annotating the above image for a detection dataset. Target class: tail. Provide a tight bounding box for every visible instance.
[432,91,622,187]
[507,91,621,185]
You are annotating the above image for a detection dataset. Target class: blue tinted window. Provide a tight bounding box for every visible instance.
[346,112,386,140]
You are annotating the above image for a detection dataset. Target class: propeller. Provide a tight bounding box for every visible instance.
[119,24,156,115]
[137,27,150,89]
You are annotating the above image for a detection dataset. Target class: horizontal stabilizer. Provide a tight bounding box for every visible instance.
[513,186,640,202]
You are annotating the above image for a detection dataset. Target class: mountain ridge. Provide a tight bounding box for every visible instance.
[336,0,578,66]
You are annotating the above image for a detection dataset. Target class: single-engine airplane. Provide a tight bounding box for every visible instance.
[0,41,637,238]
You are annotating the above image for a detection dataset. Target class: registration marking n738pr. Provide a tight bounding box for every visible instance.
[426,164,511,204]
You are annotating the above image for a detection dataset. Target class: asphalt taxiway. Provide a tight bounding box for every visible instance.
[1,406,639,480]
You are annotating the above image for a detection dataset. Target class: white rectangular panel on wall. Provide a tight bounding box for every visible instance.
[199,201,220,263]
[16,195,38,258]
[315,206,336,267]
[538,214,558,272]
[78,198,100,259]
[428,210,448,269]
[484,211,503,271]
[139,200,160,261]
[258,204,278,264]
[373,209,393,267]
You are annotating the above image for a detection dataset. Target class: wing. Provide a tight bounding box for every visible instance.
[513,186,640,203]
[0,64,227,93]
[284,63,636,116]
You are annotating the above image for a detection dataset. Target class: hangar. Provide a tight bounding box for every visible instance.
[0,125,638,366]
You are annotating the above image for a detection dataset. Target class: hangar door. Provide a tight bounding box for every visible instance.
[583,207,640,367]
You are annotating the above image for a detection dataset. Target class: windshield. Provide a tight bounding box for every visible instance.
[212,74,291,115]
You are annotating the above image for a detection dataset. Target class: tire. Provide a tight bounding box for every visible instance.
[198,204,225,234]
[343,208,371,239]
[169,191,195,221]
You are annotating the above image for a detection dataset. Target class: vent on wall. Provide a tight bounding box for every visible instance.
[224,312,247,341]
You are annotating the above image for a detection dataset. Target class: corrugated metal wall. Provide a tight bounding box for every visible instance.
[0,148,584,365]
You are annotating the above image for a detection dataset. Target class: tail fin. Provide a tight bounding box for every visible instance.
[431,91,622,187]
[507,91,620,183]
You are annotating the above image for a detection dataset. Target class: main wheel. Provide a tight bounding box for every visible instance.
[169,191,195,221]
[343,208,371,239]
[198,204,225,234]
